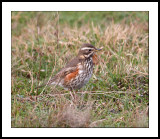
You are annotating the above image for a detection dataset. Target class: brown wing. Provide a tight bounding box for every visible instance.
[65,57,82,68]
[47,66,78,85]
[64,68,79,83]
[36,57,81,88]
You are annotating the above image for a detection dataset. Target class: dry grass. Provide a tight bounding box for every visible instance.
[11,11,149,128]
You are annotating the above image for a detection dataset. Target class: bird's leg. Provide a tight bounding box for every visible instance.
[69,87,79,105]
[72,89,76,99]
[69,91,75,101]
[73,90,81,105]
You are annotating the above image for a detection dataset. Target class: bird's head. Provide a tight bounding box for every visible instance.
[78,43,102,59]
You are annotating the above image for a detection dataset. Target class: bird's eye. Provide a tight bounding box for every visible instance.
[89,49,92,52]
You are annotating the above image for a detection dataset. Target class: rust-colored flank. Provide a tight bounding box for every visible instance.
[64,68,79,82]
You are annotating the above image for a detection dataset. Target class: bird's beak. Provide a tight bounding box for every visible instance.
[95,47,103,51]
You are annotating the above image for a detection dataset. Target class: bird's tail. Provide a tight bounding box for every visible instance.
[35,76,61,89]
[35,80,57,89]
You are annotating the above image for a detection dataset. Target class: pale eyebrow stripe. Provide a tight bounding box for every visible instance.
[81,47,94,50]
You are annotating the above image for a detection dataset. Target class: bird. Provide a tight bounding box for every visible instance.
[36,43,102,91]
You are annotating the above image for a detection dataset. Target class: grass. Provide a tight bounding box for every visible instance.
[11,11,149,128]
